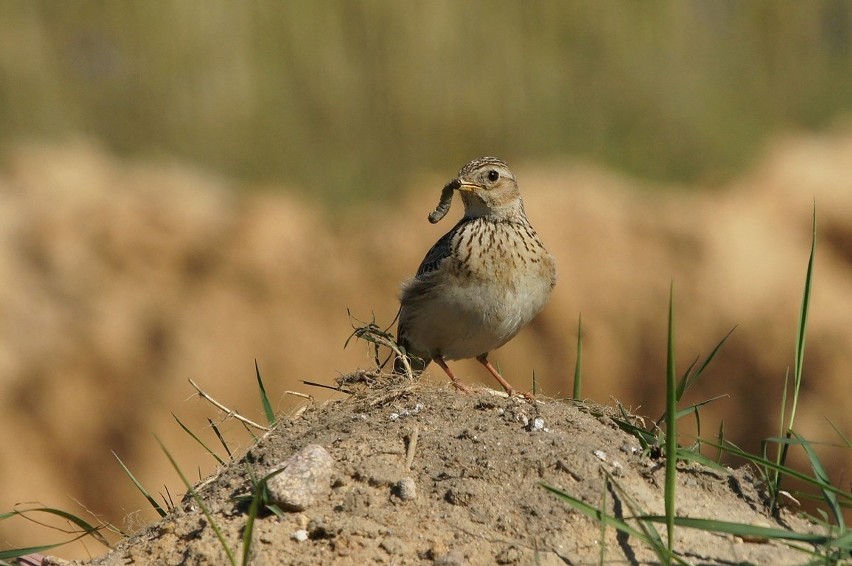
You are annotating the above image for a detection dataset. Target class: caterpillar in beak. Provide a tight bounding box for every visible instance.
[428,178,460,224]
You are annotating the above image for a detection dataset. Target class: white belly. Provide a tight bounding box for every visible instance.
[400,261,553,361]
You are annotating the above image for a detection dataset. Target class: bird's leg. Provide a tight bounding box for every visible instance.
[433,356,472,393]
[476,354,522,397]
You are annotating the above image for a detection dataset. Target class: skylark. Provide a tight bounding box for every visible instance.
[395,157,556,395]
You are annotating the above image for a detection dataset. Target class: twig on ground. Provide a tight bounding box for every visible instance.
[284,390,314,419]
[188,378,269,432]
[406,426,420,470]
[303,380,350,393]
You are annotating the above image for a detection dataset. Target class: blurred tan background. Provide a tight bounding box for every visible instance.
[1,2,850,559]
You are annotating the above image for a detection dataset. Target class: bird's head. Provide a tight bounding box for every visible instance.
[454,157,524,220]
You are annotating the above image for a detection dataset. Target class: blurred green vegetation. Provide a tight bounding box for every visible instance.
[1,1,851,207]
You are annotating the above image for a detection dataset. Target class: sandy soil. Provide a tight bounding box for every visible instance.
[67,381,821,566]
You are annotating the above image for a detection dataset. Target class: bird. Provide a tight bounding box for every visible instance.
[395,156,556,396]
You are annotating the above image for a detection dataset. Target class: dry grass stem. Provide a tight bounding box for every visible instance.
[405,426,420,470]
[188,378,269,432]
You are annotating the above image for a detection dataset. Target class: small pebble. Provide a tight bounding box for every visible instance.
[267,444,334,511]
[380,536,405,555]
[389,403,425,421]
[292,529,308,542]
[593,449,607,461]
[396,477,417,501]
[434,550,466,566]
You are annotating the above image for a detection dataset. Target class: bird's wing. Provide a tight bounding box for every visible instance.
[414,219,464,277]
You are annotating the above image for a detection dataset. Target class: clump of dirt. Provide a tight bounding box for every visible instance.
[74,382,819,566]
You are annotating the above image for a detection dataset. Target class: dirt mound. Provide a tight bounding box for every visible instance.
[72,383,819,566]
[1,133,850,558]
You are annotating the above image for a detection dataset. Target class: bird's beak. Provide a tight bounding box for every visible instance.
[455,180,480,192]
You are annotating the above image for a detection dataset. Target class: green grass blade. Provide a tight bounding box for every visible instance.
[598,474,606,565]
[676,327,735,400]
[673,394,728,421]
[705,438,852,502]
[774,207,816,513]
[777,371,787,450]
[606,477,669,564]
[238,463,293,564]
[674,356,698,401]
[826,418,851,448]
[715,421,725,463]
[664,282,677,562]
[255,360,276,426]
[789,204,816,431]
[19,507,110,546]
[241,481,263,566]
[156,436,237,566]
[605,473,694,566]
[829,529,852,551]
[0,506,112,555]
[573,313,583,400]
[113,451,167,518]
[543,484,647,540]
[791,432,845,529]
[531,369,538,396]
[675,447,730,475]
[0,542,66,560]
[639,516,836,544]
[172,414,225,466]
[611,417,655,452]
[772,366,790,513]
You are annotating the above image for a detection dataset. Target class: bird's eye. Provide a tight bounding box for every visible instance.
[487,170,499,182]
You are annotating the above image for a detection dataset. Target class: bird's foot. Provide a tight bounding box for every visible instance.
[434,356,473,394]
[450,380,474,394]
[476,355,531,399]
